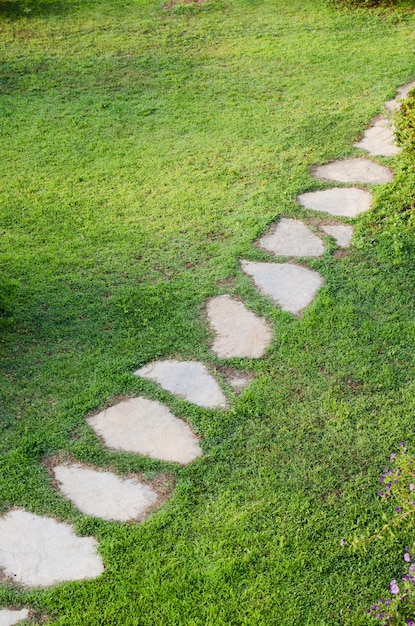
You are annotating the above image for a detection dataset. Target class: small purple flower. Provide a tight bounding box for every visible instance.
[396,507,402,513]
[340,538,346,547]
[410,484,415,491]
[378,490,384,497]
[391,453,397,460]
[405,552,411,562]
[390,580,400,594]
[400,441,405,446]
[406,621,415,626]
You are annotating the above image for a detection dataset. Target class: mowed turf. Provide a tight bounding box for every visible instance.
[2,0,415,623]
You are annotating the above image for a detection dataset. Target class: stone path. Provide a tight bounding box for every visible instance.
[88,397,203,464]
[2,80,413,615]
[0,609,30,626]
[297,187,373,217]
[53,464,159,522]
[240,261,324,316]
[207,295,272,358]
[320,225,353,248]
[311,157,393,184]
[353,115,401,157]
[258,218,324,257]
[0,510,104,587]
[135,360,228,408]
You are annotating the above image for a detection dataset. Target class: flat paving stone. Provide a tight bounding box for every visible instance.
[297,187,373,217]
[0,609,30,626]
[311,158,394,184]
[258,218,324,257]
[206,295,272,358]
[321,225,353,248]
[226,372,253,392]
[353,116,401,157]
[240,261,323,315]
[0,510,104,587]
[135,360,227,409]
[385,80,415,112]
[53,464,158,522]
[88,397,202,464]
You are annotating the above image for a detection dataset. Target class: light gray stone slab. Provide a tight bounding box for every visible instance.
[0,609,30,626]
[320,225,353,248]
[311,158,394,184]
[226,373,253,392]
[53,464,158,522]
[385,80,415,112]
[297,187,373,217]
[0,510,104,587]
[258,218,324,257]
[354,116,401,157]
[135,361,227,409]
[206,295,272,358]
[88,397,203,463]
[240,261,323,315]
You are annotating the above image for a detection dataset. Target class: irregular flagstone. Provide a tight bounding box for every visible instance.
[134,360,227,409]
[88,397,202,464]
[206,295,272,358]
[353,116,401,157]
[240,260,323,315]
[0,510,104,587]
[258,218,324,257]
[385,80,415,112]
[320,225,353,248]
[0,609,30,626]
[311,158,394,184]
[297,187,372,217]
[226,372,253,393]
[53,464,158,522]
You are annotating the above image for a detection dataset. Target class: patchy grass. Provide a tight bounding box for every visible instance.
[1,0,415,623]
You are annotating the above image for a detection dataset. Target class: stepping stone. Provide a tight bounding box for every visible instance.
[297,187,372,217]
[134,360,227,409]
[53,464,158,522]
[353,116,401,157]
[385,80,415,112]
[320,225,353,248]
[311,158,393,184]
[88,397,202,464]
[258,218,324,257]
[0,609,30,626]
[0,510,104,587]
[226,372,253,393]
[206,295,272,358]
[240,261,323,315]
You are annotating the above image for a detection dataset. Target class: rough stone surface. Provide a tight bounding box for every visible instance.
[206,295,272,358]
[321,225,353,248]
[385,80,415,112]
[88,397,203,464]
[0,609,30,626]
[0,510,104,587]
[53,464,158,522]
[258,218,324,257]
[297,187,373,217]
[226,373,253,392]
[311,158,394,184]
[240,261,323,315]
[135,361,227,409]
[353,116,401,157]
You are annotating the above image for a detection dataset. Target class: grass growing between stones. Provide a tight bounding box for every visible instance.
[2,0,415,623]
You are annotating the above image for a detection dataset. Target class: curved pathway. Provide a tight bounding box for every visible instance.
[0,80,412,623]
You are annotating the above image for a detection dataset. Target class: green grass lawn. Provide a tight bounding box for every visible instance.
[2,0,415,623]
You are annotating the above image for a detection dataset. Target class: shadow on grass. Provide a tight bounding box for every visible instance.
[0,0,70,18]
